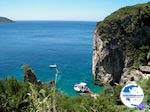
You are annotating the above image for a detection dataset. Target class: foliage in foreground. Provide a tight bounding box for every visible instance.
[0,77,150,112]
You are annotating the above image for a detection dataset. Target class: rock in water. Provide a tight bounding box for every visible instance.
[22,64,41,85]
[92,2,150,85]
[24,69,38,84]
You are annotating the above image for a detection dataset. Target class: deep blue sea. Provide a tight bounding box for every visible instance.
[0,21,101,96]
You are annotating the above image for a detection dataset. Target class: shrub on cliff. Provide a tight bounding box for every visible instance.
[0,77,31,112]
[133,46,150,68]
[137,78,150,104]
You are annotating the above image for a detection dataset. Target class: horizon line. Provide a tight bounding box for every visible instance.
[13,19,99,22]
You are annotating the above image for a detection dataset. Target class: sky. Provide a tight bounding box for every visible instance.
[0,0,149,21]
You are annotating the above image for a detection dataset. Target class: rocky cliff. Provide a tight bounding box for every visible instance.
[0,17,13,23]
[92,3,150,85]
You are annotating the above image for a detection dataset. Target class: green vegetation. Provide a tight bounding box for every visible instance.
[133,46,150,68]
[137,78,150,104]
[104,3,150,22]
[1,76,150,112]
[97,2,150,41]
[147,50,150,61]
[0,77,30,112]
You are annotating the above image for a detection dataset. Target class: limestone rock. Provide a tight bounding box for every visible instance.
[120,69,150,85]
[140,66,150,73]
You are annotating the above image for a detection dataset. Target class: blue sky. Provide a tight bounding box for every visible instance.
[0,0,149,21]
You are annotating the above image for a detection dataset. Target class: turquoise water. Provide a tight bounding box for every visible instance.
[0,21,101,96]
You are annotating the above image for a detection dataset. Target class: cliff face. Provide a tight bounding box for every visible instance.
[92,3,150,85]
[0,17,13,23]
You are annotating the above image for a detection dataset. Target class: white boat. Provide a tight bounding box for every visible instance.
[49,64,57,68]
[74,82,90,93]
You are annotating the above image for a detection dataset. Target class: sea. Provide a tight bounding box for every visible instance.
[0,21,102,96]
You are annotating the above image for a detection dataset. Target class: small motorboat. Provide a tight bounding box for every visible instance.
[74,82,90,93]
[49,64,57,68]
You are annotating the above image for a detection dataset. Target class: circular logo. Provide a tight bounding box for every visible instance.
[120,83,144,108]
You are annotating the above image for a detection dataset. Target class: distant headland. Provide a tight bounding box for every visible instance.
[0,17,13,23]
